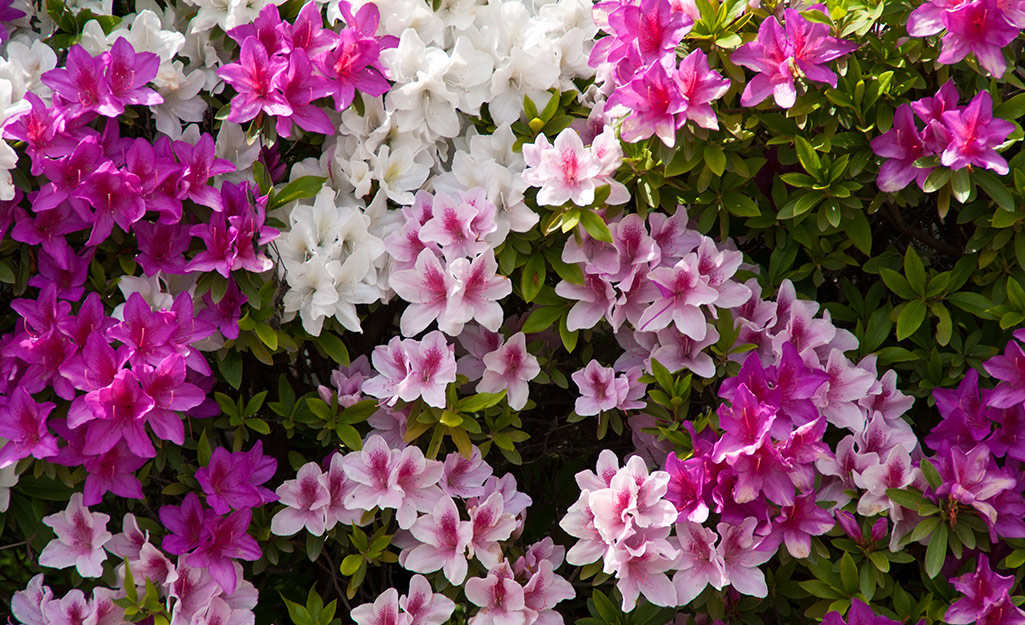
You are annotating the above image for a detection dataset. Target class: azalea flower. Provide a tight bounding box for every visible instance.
[38,493,112,578]
[731,7,857,108]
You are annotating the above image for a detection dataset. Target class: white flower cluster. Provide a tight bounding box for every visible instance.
[278,188,397,335]
[278,0,598,334]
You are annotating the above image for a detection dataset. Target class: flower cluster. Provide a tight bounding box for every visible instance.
[731,5,857,109]
[591,0,729,144]
[871,81,1014,192]
[522,126,628,207]
[218,2,396,133]
[908,0,1024,77]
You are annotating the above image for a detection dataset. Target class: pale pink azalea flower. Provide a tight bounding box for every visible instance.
[399,331,458,409]
[38,492,112,577]
[693,237,751,309]
[574,449,621,491]
[603,528,679,610]
[90,587,124,625]
[167,562,222,625]
[469,492,517,568]
[717,517,773,597]
[402,496,474,584]
[672,522,727,605]
[402,575,456,625]
[390,249,459,337]
[589,456,677,544]
[418,191,496,260]
[477,332,540,410]
[522,560,575,625]
[608,215,661,290]
[560,491,608,566]
[441,447,493,499]
[590,126,631,204]
[445,250,512,335]
[522,130,603,207]
[353,588,411,625]
[556,274,617,332]
[271,462,332,536]
[11,574,53,625]
[42,589,96,625]
[367,407,410,449]
[637,254,719,336]
[854,445,918,517]
[456,324,505,381]
[125,541,179,587]
[192,596,254,625]
[514,538,567,578]
[391,445,446,530]
[572,360,633,416]
[323,453,366,529]
[465,562,530,625]
[344,434,403,512]
[107,512,148,559]
[474,474,533,520]
[652,324,719,378]
[812,349,878,432]
[363,336,416,407]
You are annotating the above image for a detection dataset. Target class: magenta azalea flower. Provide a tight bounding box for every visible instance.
[732,7,857,108]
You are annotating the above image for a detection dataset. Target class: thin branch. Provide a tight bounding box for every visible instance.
[883,203,962,257]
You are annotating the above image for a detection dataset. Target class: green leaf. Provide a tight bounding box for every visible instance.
[521,253,546,303]
[282,596,315,625]
[254,322,278,351]
[920,458,943,490]
[522,306,566,333]
[591,590,622,625]
[336,424,363,451]
[886,487,930,511]
[247,418,270,434]
[924,523,948,578]
[218,350,243,390]
[268,176,327,211]
[798,580,844,600]
[559,313,578,353]
[840,552,858,595]
[704,144,727,177]
[339,554,363,576]
[318,333,350,366]
[951,168,971,203]
[897,300,927,340]
[879,268,916,300]
[458,391,508,413]
[922,168,951,193]
[722,191,761,217]
[995,93,1025,120]
[794,135,823,177]
[948,292,993,316]
[579,210,613,243]
[903,247,927,294]
[975,169,1014,210]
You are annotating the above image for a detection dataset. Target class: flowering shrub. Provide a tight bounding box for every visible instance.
[3,0,1025,625]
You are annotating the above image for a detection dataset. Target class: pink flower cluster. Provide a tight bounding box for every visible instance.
[159,442,276,593]
[352,576,454,625]
[15,509,261,625]
[522,126,628,207]
[0,288,218,504]
[731,5,857,109]
[363,331,457,408]
[218,1,397,135]
[555,210,749,336]
[946,555,1025,625]
[591,0,729,144]
[908,0,1024,77]
[871,81,1014,192]
[386,190,511,337]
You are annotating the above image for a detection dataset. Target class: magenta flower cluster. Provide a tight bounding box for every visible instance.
[218,2,396,135]
[871,81,1014,192]
[731,5,857,109]
[908,0,1024,77]
[591,0,729,145]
